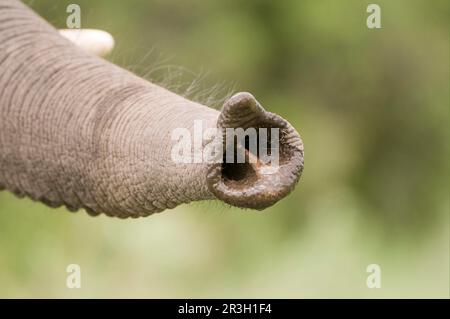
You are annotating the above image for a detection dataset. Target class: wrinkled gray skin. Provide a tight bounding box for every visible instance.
[0,0,304,218]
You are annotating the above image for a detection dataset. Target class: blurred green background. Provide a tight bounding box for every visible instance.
[0,0,448,298]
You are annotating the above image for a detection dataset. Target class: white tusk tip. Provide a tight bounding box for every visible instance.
[59,28,115,57]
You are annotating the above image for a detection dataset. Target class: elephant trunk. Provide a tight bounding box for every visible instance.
[0,0,303,218]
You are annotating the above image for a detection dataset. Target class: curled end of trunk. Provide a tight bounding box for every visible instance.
[207,92,304,210]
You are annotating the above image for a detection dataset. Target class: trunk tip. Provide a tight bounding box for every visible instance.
[207,92,304,210]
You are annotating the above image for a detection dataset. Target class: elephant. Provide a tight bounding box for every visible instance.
[0,0,304,218]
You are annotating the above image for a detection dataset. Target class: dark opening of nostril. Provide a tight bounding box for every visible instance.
[221,162,256,182]
[221,134,259,183]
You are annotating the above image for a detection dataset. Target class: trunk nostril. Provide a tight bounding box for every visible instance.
[222,162,256,182]
[206,92,304,210]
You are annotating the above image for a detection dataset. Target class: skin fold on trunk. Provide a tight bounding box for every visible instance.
[0,0,304,218]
